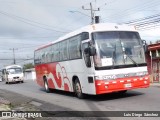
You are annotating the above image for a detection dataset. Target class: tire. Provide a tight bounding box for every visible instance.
[44,79,50,93]
[74,78,84,99]
[21,81,24,83]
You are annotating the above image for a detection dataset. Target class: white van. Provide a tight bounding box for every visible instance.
[2,65,24,84]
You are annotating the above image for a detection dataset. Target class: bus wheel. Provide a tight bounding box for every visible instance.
[74,79,84,99]
[44,79,50,93]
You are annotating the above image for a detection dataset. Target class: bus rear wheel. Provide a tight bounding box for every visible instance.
[74,79,84,99]
[44,79,50,93]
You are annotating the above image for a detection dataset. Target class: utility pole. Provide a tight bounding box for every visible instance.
[10,48,18,64]
[82,2,100,24]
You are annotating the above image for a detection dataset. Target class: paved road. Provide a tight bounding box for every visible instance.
[0,80,160,119]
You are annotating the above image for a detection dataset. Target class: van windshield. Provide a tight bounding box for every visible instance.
[7,68,23,74]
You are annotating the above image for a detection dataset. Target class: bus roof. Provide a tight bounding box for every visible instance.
[35,23,137,51]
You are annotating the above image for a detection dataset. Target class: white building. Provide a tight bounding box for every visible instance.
[24,68,36,81]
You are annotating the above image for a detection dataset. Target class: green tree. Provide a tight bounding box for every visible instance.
[23,63,34,70]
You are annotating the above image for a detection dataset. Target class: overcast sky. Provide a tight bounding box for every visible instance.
[0,0,160,68]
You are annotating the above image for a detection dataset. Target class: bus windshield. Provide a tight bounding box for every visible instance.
[93,31,146,67]
[7,68,23,74]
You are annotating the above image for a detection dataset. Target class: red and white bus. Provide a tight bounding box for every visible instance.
[34,23,150,98]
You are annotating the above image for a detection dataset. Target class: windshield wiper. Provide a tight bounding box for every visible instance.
[125,53,139,67]
[112,45,117,69]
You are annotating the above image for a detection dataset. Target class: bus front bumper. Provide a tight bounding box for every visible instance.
[95,75,150,95]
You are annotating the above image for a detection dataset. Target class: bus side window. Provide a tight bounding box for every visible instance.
[51,43,60,62]
[46,46,52,63]
[69,36,81,59]
[60,40,68,61]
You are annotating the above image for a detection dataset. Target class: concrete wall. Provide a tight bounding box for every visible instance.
[24,69,36,81]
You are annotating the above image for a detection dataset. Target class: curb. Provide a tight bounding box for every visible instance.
[150,83,160,87]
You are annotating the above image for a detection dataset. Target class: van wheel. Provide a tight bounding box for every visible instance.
[44,79,50,93]
[21,81,24,83]
[74,78,84,99]
[6,82,8,84]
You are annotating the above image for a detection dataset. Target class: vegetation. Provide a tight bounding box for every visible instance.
[23,63,34,70]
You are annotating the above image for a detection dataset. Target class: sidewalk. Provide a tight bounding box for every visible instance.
[150,82,160,87]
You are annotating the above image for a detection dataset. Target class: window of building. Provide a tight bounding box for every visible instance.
[152,50,156,58]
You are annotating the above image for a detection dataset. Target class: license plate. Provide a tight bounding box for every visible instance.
[125,83,132,88]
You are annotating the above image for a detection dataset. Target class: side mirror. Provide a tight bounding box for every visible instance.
[84,47,92,67]
[84,46,96,56]
[84,41,96,56]
[89,46,96,56]
[142,40,148,52]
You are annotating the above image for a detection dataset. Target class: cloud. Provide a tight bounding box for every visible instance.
[0,0,160,67]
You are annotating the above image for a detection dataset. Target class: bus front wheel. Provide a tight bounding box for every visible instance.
[74,79,84,99]
[44,79,50,93]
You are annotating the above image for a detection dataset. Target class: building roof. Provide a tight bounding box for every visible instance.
[148,43,160,51]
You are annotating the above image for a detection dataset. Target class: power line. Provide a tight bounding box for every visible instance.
[135,19,160,27]
[120,12,160,30]
[0,35,60,39]
[59,0,96,29]
[0,10,68,33]
[102,0,160,22]
[106,0,157,21]
[16,58,34,64]
[123,13,160,24]
[137,24,160,31]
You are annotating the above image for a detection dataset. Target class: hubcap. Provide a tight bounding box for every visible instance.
[45,81,48,90]
[76,83,81,94]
